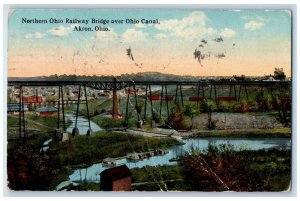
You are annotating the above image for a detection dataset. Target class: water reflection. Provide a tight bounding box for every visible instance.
[68,137,291,184]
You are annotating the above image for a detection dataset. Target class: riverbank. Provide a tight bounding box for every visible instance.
[69,147,291,191]
[47,131,181,189]
[122,127,291,139]
[190,127,291,138]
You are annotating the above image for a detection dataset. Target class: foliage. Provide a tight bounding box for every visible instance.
[255,93,273,112]
[7,141,62,190]
[200,100,217,113]
[151,110,161,123]
[274,93,291,127]
[183,104,200,129]
[92,115,135,129]
[130,165,184,191]
[200,100,218,130]
[191,127,291,138]
[181,144,291,191]
[48,132,180,167]
[273,68,286,80]
[217,101,230,112]
[234,100,250,113]
[168,104,190,130]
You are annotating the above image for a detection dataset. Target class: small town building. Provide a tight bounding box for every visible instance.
[23,96,43,103]
[262,76,278,82]
[7,103,28,114]
[100,165,132,191]
[36,106,58,116]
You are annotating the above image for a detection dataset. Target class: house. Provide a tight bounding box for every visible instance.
[229,77,237,82]
[7,103,28,114]
[23,96,43,103]
[100,165,132,191]
[262,76,278,82]
[36,106,58,116]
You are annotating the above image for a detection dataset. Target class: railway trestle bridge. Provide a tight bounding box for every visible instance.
[7,78,291,139]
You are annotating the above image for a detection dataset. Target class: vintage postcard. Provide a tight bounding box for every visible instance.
[6,8,292,192]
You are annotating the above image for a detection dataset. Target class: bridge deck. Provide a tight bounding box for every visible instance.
[7,80,291,90]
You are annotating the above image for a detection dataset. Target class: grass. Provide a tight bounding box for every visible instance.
[74,146,291,191]
[191,127,291,138]
[7,130,51,152]
[7,114,65,150]
[73,165,185,191]
[47,131,180,168]
[46,131,180,189]
[91,115,130,128]
[131,165,183,183]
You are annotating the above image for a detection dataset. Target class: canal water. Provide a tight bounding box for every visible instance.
[66,137,291,185]
[66,114,102,135]
[41,114,102,152]
[53,115,291,189]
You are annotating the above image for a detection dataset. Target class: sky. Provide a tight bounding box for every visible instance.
[7,9,291,77]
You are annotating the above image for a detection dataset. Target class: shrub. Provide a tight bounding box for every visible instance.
[256,93,272,112]
[217,101,230,112]
[234,100,250,113]
[181,144,266,191]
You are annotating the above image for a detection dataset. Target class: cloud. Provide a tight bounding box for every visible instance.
[154,11,216,41]
[242,15,271,22]
[25,33,33,39]
[256,16,271,22]
[244,21,264,30]
[122,29,148,43]
[34,32,45,38]
[95,28,118,41]
[24,32,45,39]
[47,25,75,36]
[135,23,145,28]
[220,28,236,38]
[155,33,167,40]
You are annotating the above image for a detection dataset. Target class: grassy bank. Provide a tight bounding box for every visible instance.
[134,147,291,191]
[180,145,291,191]
[191,127,291,138]
[48,131,180,168]
[74,146,291,191]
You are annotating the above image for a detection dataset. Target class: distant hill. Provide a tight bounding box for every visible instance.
[8,72,261,82]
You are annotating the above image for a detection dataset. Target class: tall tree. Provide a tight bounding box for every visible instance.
[274,68,286,80]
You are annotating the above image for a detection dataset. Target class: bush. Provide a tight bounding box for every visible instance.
[181,144,266,191]
[200,100,217,113]
[217,101,230,112]
[7,144,61,190]
[234,100,250,113]
[169,104,184,130]
[256,93,273,112]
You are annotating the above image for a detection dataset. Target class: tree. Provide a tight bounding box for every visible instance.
[274,68,286,80]
[7,145,61,190]
[200,100,217,130]
[181,145,265,191]
[255,93,272,112]
[274,94,291,127]
[168,104,191,130]
[183,104,200,129]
